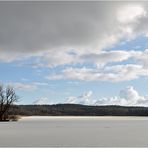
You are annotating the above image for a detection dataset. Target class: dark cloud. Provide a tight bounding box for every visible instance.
[0,1,138,60]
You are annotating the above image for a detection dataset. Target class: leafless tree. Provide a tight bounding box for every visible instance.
[0,85,19,121]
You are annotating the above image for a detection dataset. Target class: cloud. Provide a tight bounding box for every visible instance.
[96,86,148,106]
[0,2,147,63]
[82,91,93,98]
[79,50,132,67]
[117,5,146,24]
[1,2,148,83]
[0,1,119,62]
[104,64,148,82]
[66,86,148,106]
[8,82,38,91]
[134,49,148,68]
[37,50,77,67]
[34,3,148,69]
[46,63,148,82]
[8,82,48,91]
[46,48,148,82]
[32,82,48,86]
[66,91,96,105]
[33,98,51,105]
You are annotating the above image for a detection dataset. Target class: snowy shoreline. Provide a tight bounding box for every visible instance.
[20,116,148,121]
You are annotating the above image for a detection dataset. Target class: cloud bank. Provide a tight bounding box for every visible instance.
[66,86,148,106]
[1,2,148,82]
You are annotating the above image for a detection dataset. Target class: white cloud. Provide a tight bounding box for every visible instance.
[66,91,96,105]
[82,91,93,98]
[8,82,38,91]
[104,64,148,82]
[134,49,148,68]
[47,63,148,82]
[32,82,48,86]
[8,82,48,91]
[66,86,148,106]
[37,49,77,67]
[96,86,148,106]
[45,48,148,82]
[80,50,132,67]
[33,98,51,105]
[117,5,146,24]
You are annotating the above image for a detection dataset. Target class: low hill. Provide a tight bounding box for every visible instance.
[9,104,148,116]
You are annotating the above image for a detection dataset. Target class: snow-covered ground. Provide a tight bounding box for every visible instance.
[21,116,148,120]
[0,116,148,147]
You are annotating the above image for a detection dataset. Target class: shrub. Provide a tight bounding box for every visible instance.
[8,115,20,121]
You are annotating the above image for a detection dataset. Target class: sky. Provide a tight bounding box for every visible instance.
[1,1,148,106]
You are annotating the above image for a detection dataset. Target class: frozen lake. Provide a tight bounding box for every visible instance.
[0,116,148,147]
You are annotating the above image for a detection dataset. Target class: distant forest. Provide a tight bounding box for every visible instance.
[8,104,148,116]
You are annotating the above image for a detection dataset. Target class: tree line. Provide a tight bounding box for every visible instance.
[9,104,148,116]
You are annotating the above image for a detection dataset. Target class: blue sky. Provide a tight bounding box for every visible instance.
[1,1,148,106]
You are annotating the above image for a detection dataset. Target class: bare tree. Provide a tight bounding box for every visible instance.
[0,85,19,121]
